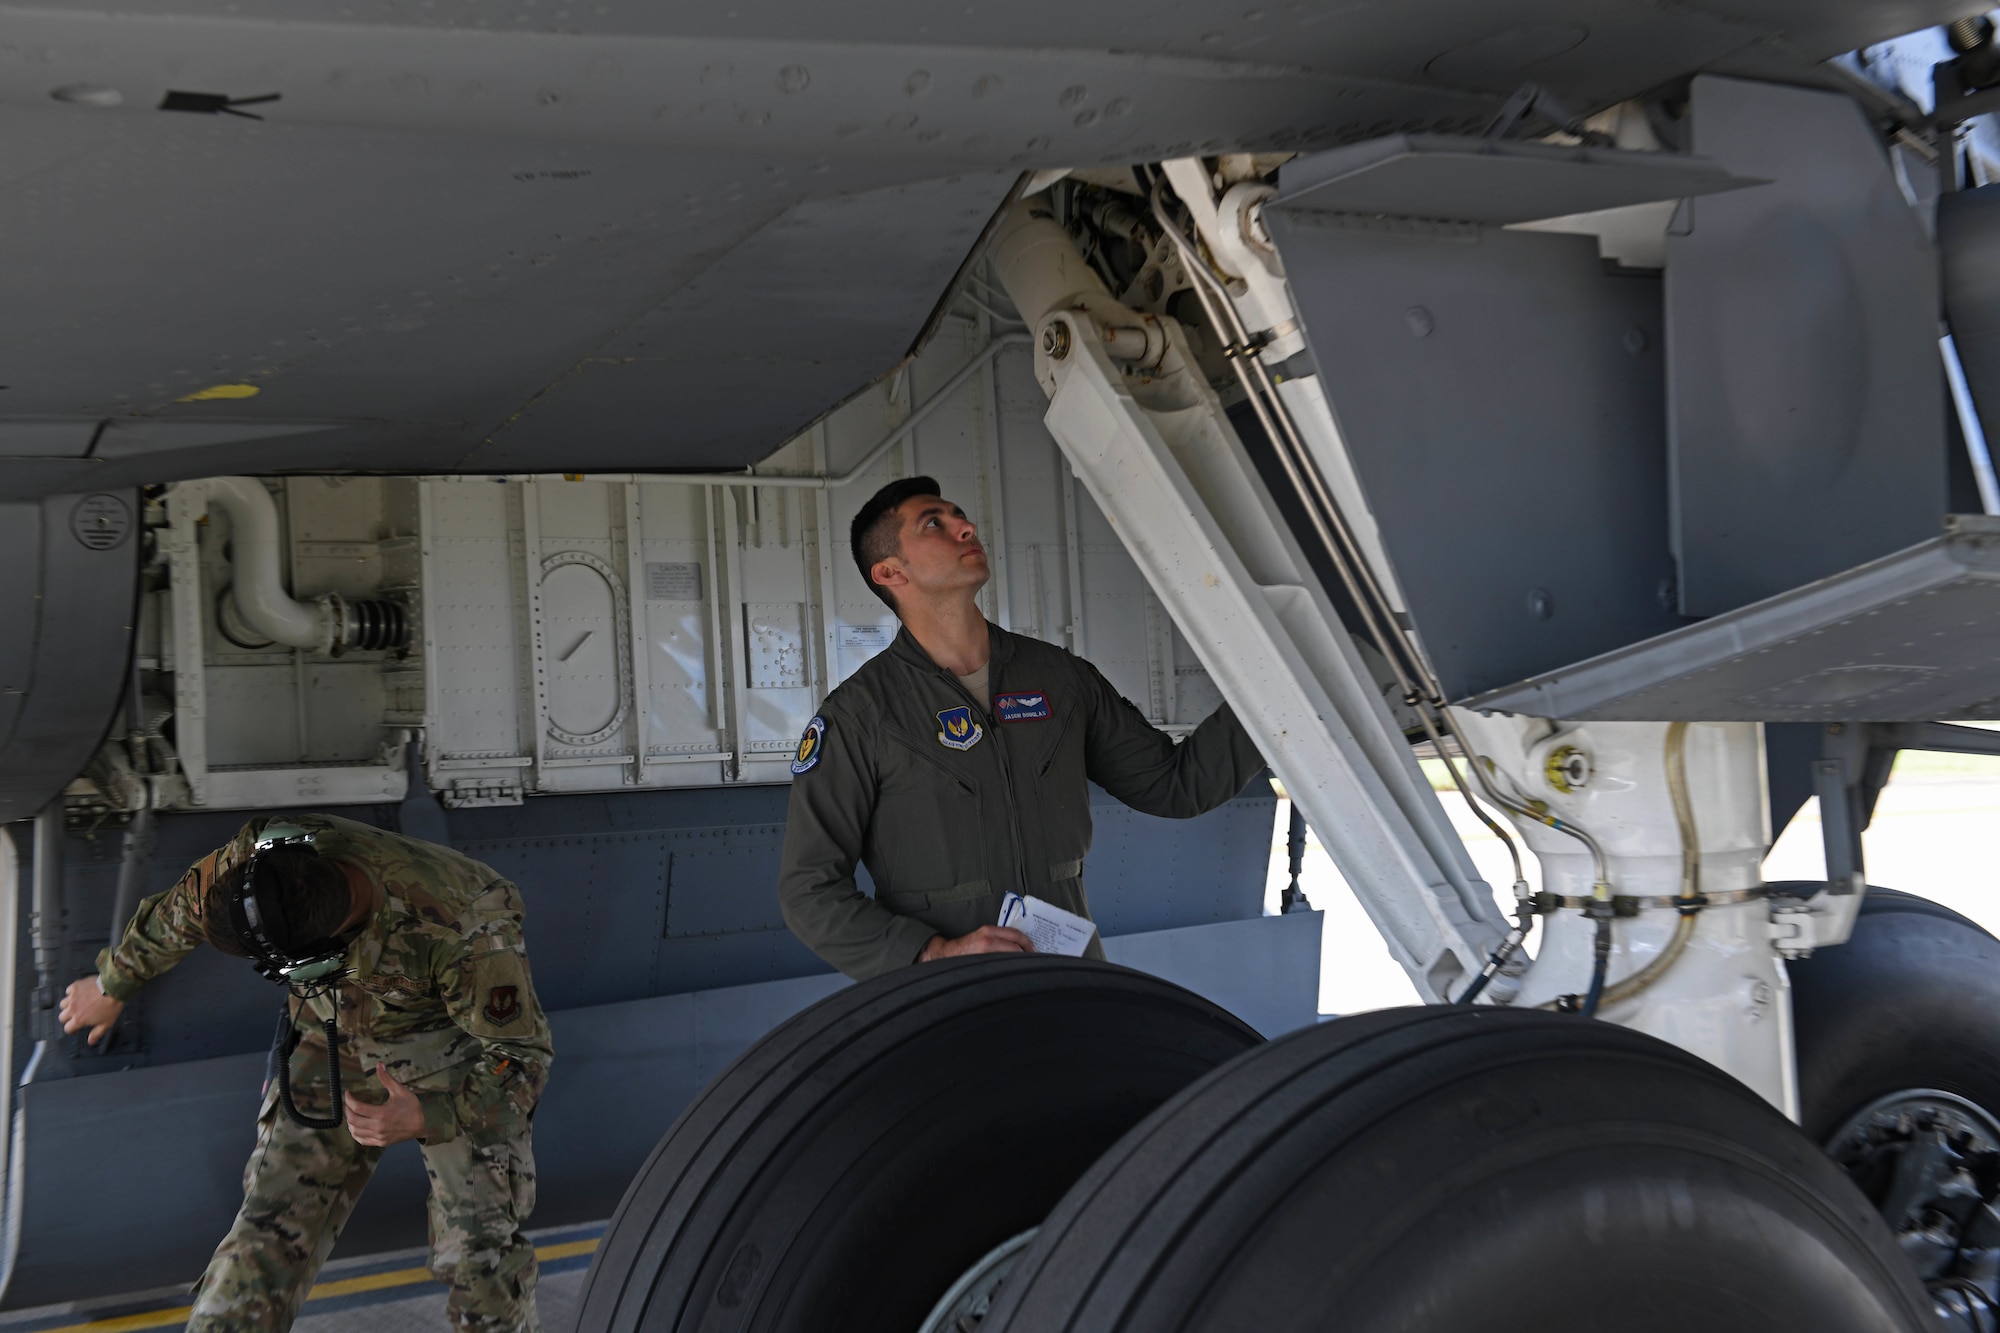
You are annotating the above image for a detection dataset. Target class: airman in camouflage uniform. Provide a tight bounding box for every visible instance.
[89,812,553,1331]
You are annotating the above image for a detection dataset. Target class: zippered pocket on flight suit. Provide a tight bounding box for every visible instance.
[1034,699,1082,778]
[875,726,984,905]
[879,879,993,913]
[885,728,980,795]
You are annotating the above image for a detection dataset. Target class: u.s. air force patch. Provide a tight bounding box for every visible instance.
[937,704,983,752]
[791,715,827,774]
[483,984,520,1025]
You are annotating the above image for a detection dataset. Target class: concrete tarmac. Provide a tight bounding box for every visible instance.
[0,1224,601,1333]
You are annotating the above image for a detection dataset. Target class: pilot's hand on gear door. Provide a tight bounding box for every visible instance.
[59,976,124,1045]
[920,925,1034,962]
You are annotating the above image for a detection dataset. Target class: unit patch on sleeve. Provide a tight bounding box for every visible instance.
[791,715,827,775]
[995,690,1051,723]
[483,984,521,1026]
[936,704,984,752]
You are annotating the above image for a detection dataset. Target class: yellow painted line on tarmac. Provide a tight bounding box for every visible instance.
[531,1238,600,1262]
[38,1236,600,1332]
[299,1263,437,1301]
[36,1313,189,1333]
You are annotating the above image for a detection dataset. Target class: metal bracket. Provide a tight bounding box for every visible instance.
[1817,718,2000,898]
[1768,889,1867,961]
[1812,756,1866,897]
[444,775,524,808]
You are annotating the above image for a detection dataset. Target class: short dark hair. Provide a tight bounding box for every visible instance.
[850,475,942,610]
[203,848,354,958]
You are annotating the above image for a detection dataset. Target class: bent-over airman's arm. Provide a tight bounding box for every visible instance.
[1080,660,1266,818]
[422,882,554,1145]
[778,710,941,980]
[95,820,265,1000]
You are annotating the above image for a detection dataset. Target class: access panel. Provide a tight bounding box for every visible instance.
[1667,75,1944,615]
[1268,208,1683,701]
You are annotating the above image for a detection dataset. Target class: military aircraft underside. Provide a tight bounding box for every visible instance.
[7,0,2000,1328]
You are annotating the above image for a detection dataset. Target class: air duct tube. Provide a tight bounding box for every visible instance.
[203,476,321,648]
[185,477,409,655]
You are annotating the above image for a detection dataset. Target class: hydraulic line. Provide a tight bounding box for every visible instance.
[1455,846,1538,1005]
[1589,721,1706,1010]
[1144,180,1520,848]
[1146,170,1631,1005]
[1144,182,1443,743]
[1148,179,1419,686]
[1535,725,1712,1017]
[1148,175,1610,875]
[1579,915,1612,1019]
[1153,183,1447,714]
[1454,893,1532,1006]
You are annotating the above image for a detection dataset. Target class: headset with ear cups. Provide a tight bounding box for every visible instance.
[228,823,353,991]
[231,822,356,1129]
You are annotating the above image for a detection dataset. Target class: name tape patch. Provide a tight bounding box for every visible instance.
[995,690,1051,723]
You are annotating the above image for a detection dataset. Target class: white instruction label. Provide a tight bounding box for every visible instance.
[998,893,1097,957]
[837,623,893,652]
[645,561,703,601]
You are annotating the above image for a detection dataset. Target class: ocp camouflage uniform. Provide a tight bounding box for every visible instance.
[97,812,554,1331]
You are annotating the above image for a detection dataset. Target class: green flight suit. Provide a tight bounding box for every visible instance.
[779,622,1266,979]
[96,812,554,1331]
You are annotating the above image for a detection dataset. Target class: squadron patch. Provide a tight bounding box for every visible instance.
[995,690,1051,723]
[791,715,826,775]
[483,985,521,1025]
[936,705,984,752]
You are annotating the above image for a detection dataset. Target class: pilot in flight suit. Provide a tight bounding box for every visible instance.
[778,475,1265,979]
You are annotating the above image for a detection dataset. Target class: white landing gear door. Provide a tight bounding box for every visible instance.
[1039,311,1508,1003]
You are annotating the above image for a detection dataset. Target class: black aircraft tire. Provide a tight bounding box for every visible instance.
[1790,887,2000,1143]
[981,1007,1933,1333]
[573,955,1263,1333]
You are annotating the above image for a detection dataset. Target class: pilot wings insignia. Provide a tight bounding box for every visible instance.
[995,690,1052,723]
[936,704,984,752]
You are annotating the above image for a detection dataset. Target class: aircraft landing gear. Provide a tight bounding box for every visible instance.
[578,956,1954,1332]
[1794,889,2000,1327]
[573,956,1262,1333]
[980,1007,1932,1332]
